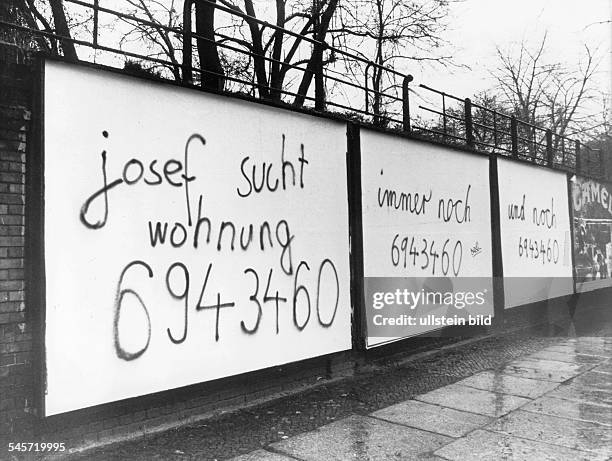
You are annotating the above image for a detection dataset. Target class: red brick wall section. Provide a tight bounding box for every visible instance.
[0,62,35,439]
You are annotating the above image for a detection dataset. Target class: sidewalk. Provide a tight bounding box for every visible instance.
[64,303,611,461]
[233,336,612,461]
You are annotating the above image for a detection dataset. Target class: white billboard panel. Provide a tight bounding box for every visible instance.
[43,61,351,415]
[497,158,573,307]
[360,130,493,347]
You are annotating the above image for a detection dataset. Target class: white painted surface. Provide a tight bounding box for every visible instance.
[360,130,493,347]
[497,159,573,308]
[43,61,351,415]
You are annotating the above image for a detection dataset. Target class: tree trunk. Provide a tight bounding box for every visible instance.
[293,0,338,108]
[243,0,269,99]
[269,0,286,101]
[372,0,384,125]
[195,0,224,91]
[49,0,77,60]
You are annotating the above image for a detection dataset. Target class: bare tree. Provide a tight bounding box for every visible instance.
[118,0,182,80]
[49,0,76,59]
[293,0,338,107]
[330,0,456,124]
[195,0,225,90]
[2,0,77,59]
[214,0,339,104]
[1,1,52,55]
[544,45,599,141]
[492,34,600,145]
[115,0,225,86]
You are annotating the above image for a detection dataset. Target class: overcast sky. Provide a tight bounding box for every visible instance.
[84,0,612,119]
[419,0,612,100]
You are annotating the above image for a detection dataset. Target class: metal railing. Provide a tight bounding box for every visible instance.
[414,84,607,179]
[0,0,608,180]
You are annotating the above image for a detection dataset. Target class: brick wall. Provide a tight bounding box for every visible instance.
[0,60,35,439]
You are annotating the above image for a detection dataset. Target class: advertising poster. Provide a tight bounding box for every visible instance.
[572,176,612,292]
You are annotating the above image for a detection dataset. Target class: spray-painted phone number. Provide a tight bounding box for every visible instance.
[112,258,340,361]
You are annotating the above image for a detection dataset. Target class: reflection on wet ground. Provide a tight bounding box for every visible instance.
[73,302,612,461]
[242,337,612,460]
[268,415,451,461]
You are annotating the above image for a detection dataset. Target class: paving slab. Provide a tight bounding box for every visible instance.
[415,383,530,417]
[370,399,492,438]
[593,361,612,374]
[564,337,612,344]
[547,382,612,406]
[434,429,608,461]
[456,370,559,398]
[487,410,612,457]
[496,363,579,382]
[270,415,452,461]
[508,358,590,374]
[522,396,612,426]
[545,344,612,358]
[229,449,295,461]
[571,370,612,391]
[526,350,606,365]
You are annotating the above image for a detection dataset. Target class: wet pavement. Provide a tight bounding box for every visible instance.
[242,337,612,461]
[58,302,612,460]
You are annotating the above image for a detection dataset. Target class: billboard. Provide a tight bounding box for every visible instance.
[497,159,573,307]
[360,130,494,348]
[571,176,612,292]
[42,60,351,415]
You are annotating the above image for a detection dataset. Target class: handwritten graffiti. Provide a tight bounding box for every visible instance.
[532,199,557,229]
[507,195,557,229]
[437,185,472,224]
[506,193,561,263]
[470,242,483,258]
[237,134,309,198]
[82,132,341,362]
[80,132,200,230]
[508,194,526,221]
[113,260,153,361]
[112,258,339,360]
[378,177,474,275]
[147,214,295,275]
[377,175,472,225]
[518,237,560,264]
[391,235,463,276]
[377,170,432,215]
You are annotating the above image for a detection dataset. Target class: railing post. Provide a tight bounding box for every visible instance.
[182,0,193,84]
[442,93,447,135]
[93,0,99,48]
[464,98,474,149]
[313,0,325,111]
[364,62,372,114]
[546,129,553,167]
[575,140,581,175]
[402,74,413,133]
[511,116,518,158]
[492,111,498,149]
